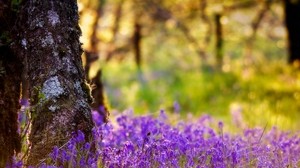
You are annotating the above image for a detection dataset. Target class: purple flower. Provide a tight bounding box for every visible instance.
[18,110,25,123]
[19,98,29,107]
[124,141,135,153]
[218,121,224,129]
[92,110,104,126]
[173,101,181,113]
[50,146,59,160]
[74,130,85,143]
[159,109,167,121]
[17,110,300,167]
[84,142,91,150]
[11,157,23,168]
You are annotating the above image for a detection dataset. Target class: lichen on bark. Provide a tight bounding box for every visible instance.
[41,76,64,100]
[47,10,60,26]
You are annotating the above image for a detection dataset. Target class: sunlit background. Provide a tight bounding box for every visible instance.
[77,0,300,131]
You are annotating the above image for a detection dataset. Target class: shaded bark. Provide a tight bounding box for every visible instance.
[0,0,22,166]
[284,0,300,64]
[13,0,94,165]
[0,46,22,167]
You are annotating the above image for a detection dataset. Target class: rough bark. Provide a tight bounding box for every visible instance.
[13,0,94,165]
[284,0,300,64]
[0,0,22,166]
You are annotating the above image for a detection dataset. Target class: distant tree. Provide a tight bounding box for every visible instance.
[214,13,223,67]
[199,0,212,46]
[244,0,272,65]
[83,0,109,123]
[133,18,142,70]
[284,0,300,64]
[106,0,124,61]
[10,0,94,165]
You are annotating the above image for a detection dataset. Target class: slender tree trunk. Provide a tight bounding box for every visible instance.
[91,70,109,122]
[133,19,142,70]
[0,1,22,166]
[106,0,124,61]
[214,13,223,67]
[13,0,94,165]
[83,0,109,123]
[284,0,300,64]
[83,0,103,79]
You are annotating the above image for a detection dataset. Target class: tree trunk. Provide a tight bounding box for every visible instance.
[284,0,300,64]
[91,70,109,123]
[0,46,22,168]
[106,0,124,61]
[214,13,223,67]
[0,1,22,166]
[13,0,94,165]
[83,0,109,123]
[133,20,142,70]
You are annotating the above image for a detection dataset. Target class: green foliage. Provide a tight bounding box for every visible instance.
[85,0,299,130]
[37,87,46,102]
[103,58,300,131]
[100,28,300,130]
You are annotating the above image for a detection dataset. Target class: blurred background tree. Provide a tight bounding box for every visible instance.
[78,0,300,130]
[284,0,300,65]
